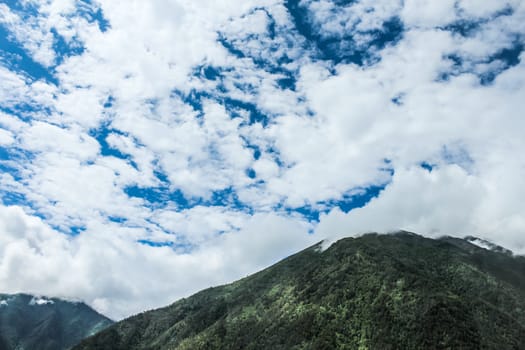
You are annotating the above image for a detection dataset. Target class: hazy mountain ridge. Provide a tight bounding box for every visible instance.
[73,232,525,349]
[0,293,113,350]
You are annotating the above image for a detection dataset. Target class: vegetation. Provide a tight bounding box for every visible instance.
[74,232,525,349]
[0,293,113,350]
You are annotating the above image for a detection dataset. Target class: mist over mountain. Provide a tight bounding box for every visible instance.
[0,293,112,350]
[74,232,525,350]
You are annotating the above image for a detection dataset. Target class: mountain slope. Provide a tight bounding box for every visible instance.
[74,232,525,349]
[0,294,113,350]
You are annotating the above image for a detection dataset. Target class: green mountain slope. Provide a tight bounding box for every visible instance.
[74,232,525,350]
[0,294,113,350]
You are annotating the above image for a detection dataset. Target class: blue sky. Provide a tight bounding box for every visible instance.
[0,0,524,319]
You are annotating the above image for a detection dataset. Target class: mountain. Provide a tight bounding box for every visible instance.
[74,232,525,350]
[0,293,113,350]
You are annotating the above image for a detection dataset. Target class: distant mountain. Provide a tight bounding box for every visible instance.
[74,232,525,350]
[0,293,113,350]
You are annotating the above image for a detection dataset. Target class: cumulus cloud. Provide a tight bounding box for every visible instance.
[0,0,524,318]
[317,165,486,240]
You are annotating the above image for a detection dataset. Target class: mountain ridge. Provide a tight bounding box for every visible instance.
[0,293,113,350]
[75,232,525,349]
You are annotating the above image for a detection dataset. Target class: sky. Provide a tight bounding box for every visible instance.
[0,0,524,320]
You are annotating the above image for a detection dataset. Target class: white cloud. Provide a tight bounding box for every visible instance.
[0,4,56,67]
[0,204,314,319]
[401,0,458,28]
[458,0,516,18]
[21,121,99,159]
[0,65,33,105]
[300,0,403,37]
[0,128,14,145]
[316,165,486,241]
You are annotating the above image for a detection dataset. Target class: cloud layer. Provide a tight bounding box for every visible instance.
[0,0,524,319]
